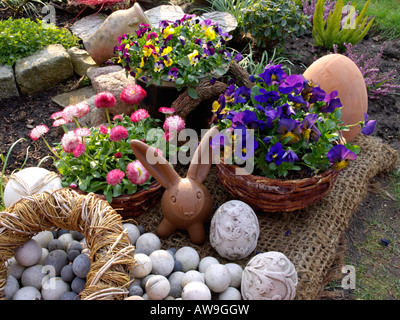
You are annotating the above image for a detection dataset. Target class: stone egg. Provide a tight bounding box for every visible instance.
[15,239,42,267]
[132,253,153,279]
[198,256,220,273]
[181,281,211,300]
[182,270,204,288]
[303,54,368,142]
[241,251,298,300]
[149,250,175,277]
[145,275,170,300]
[3,167,62,207]
[12,286,41,300]
[32,230,54,249]
[218,287,242,300]
[123,223,141,245]
[175,246,200,272]
[4,275,19,300]
[210,200,259,260]
[41,277,71,300]
[135,233,161,255]
[204,264,231,293]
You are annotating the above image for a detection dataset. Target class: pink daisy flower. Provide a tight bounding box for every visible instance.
[95,92,116,109]
[114,152,122,158]
[109,125,129,142]
[130,109,149,123]
[158,107,175,115]
[162,131,173,141]
[113,114,124,121]
[120,84,147,105]
[51,111,64,120]
[73,143,86,158]
[75,102,90,118]
[99,125,109,135]
[106,169,125,185]
[53,118,67,127]
[126,160,150,185]
[30,125,49,141]
[74,127,91,137]
[61,131,81,153]
[163,115,185,132]
[62,105,79,123]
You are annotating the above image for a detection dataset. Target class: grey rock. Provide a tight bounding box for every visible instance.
[70,13,108,43]
[144,5,185,26]
[68,46,97,77]
[86,65,123,81]
[51,86,96,108]
[15,44,74,95]
[200,12,238,33]
[0,64,19,101]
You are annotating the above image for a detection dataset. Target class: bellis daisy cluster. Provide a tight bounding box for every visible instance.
[211,63,376,178]
[30,86,185,204]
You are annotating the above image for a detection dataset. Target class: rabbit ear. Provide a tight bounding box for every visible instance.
[130,140,180,189]
[187,126,219,183]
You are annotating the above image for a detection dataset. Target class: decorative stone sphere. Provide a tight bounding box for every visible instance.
[241,251,298,300]
[168,271,184,298]
[41,277,71,300]
[6,257,25,279]
[182,270,205,288]
[303,54,368,142]
[174,246,200,272]
[32,231,54,249]
[210,200,260,260]
[149,250,175,277]
[135,233,161,255]
[132,253,153,278]
[145,275,170,300]
[15,239,42,267]
[3,167,62,207]
[12,286,41,300]
[21,265,47,289]
[204,264,231,293]
[4,275,19,300]
[58,233,74,251]
[218,287,242,300]
[123,223,141,245]
[181,281,211,300]
[198,256,220,273]
[224,263,243,288]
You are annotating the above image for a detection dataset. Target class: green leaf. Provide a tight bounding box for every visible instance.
[176,77,184,85]
[188,87,198,99]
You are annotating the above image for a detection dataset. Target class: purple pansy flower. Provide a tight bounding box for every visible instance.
[266,142,285,166]
[283,149,299,163]
[361,113,376,135]
[307,86,326,104]
[167,67,179,81]
[259,64,287,86]
[320,91,342,113]
[234,86,251,104]
[278,74,305,95]
[277,103,296,118]
[288,94,309,111]
[327,144,357,172]
[301,114,321,142]
[277,119,301,144]
[254,88,280,105]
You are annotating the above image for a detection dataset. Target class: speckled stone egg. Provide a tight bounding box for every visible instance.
[303,54,368,142]
[210,200,259,260]
[241,252,298,300]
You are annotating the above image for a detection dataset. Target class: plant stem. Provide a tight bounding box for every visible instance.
[106,108,112,128]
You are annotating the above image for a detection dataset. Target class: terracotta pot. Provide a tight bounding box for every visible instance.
[216,159,340,212]
[72,180,163,219]
[303,54,368,142]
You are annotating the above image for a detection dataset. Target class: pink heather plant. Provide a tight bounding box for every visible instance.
[302,0,337,22]
[334,43,400,99]
[31,85,185,204]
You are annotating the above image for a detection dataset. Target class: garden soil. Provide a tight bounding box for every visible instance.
[1,3,400,299]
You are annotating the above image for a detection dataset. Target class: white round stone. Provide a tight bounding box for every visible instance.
[145,275,170,300]
[4,275,19,300]
[41,277,71,300]
[58,233,74,251]
[21,264,46,289]
[32,231,54,248]
[181,281,211,300]
[149,250,175,276]
[198,256,220,273]
[3,167,62,207]
[6,257,25,279]
[135,233,161,255]
[241,252,298,300]
[12,286,41,300]
[224,263,243,288]
[182,270,204,288]
[123,223,141,245]
[210,200,260,260]
[204,264,231,293]
[218,287,242,300]
[15,239,42,267]
[175,246,200,272]
[39,248,49,265]
[132,253,152,278]
[168,271,184,298]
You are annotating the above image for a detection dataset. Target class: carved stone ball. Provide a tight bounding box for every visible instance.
[145,275,170,300]
[210,200,260,260]
[241,252,298,300]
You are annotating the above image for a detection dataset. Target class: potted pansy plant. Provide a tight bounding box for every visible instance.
[210,63,376,212]
[114,14,241,107]
[29,85,187,217]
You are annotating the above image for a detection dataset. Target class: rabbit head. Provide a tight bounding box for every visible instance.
[130,126,218,244]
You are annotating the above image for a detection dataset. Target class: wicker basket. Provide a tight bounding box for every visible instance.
[215,160,340,212]
[73,180,163,219]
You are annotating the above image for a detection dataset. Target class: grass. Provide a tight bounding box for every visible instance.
[349,0,400,39]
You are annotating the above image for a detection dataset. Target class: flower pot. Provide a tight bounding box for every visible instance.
[72,180,163,219]
[215,159,340,212]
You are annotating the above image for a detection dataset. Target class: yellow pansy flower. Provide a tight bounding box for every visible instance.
[163,25,175,39]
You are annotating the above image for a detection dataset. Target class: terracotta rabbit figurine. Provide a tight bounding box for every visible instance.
[130,126,219,244]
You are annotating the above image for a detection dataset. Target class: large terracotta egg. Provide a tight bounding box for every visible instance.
[303,54,368,142]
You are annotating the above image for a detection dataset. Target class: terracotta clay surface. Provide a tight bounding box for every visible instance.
[303,54,368,142]
[84,3,151,65]
[130,127,219,244]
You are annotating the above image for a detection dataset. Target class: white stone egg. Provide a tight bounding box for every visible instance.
[210,200,260,260]
[241,251,298,300]
[3,167,62,208]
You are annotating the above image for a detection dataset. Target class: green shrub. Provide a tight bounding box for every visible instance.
[0,18,79,65]
[242,0,311,50]
[312,0,374,51]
